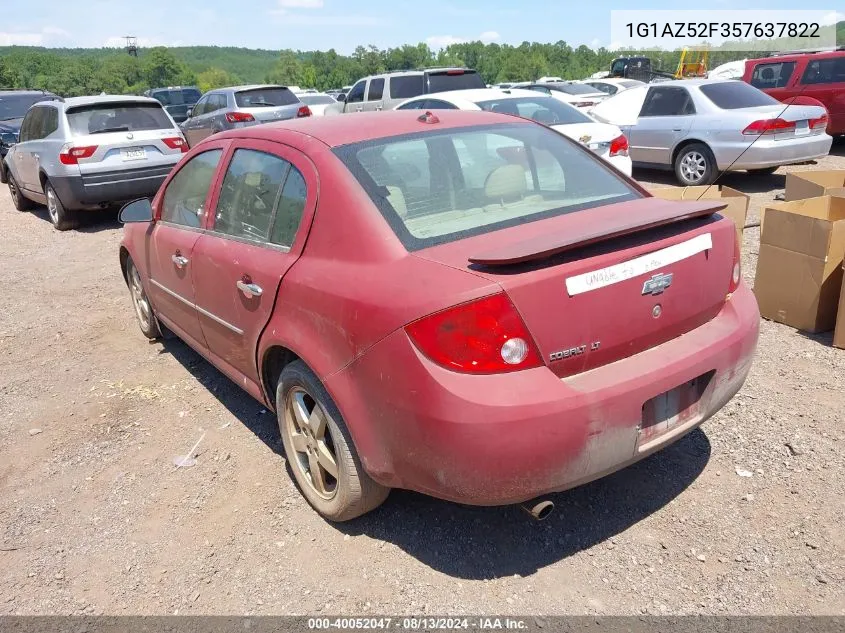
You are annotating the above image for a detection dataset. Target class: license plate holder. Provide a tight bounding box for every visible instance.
[795,120,810,136]
[640,371,714,445]
[121,147,146,161]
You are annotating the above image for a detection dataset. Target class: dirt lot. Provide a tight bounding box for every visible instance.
[1,145,844,616]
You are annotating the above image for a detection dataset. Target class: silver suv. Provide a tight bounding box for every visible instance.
[327,68,486,114]
[180,85,309,147]
[4,95,187,230]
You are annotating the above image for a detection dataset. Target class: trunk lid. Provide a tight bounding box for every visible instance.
[552,122,620,158]
[414,197,736,377]
[739,104,828,139]
[241,103,303,123]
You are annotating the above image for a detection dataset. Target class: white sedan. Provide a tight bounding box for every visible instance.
[582,78,645,96]
[394,89,632,176]
[296,93,338,116]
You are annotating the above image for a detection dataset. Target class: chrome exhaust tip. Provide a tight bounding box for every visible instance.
[521,499,555,521]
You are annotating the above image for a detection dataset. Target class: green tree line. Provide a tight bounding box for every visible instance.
[1,22,842,97]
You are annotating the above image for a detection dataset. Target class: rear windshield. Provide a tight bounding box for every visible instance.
[427,71,486,94]
[0,94,59,121]
[699,81,778,109]
[67,102,174,136]
[299,95,336,105]
[235,87,299,108]
[551,83,600,96]
[152,89,201,106]
[475,96,591,125]
[334,123,639,251]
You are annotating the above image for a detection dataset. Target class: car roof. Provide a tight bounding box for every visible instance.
[652,78,736,87]
[0,90,58,98]
[213,84,289,93]
[61,95,162,108]
[215,110,532,148]
[751,49,845,62]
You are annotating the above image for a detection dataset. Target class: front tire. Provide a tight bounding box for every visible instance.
[674,143,717,186]
[8,172,34,211]
[45,181,78,231]
[125,257,162,340]
[277,361,389,521]
[0,160,7,185]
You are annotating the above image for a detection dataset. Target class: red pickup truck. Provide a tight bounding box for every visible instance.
[743,49,845,136]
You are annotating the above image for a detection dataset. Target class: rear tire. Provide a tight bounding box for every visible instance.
[674,143,717,186]
[277,361,389,522]
[8,172,34,211]
[125,257,162,340]
[748,166,778,176]
[45,181,78,231]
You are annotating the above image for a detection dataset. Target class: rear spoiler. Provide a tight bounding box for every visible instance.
[468,198,726,266]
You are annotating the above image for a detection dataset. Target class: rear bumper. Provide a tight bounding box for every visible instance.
[326,284,760,505]
[50,162,178,210]
[715,134,833,170]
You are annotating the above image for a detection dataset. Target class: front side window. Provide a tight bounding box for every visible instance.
[161,150,223,228]
[214,149,290,243]
[335,123,639,250]
[67,103,174,136]
[750,61,796,89]
[346,81,366,104]
[640,87,695,116]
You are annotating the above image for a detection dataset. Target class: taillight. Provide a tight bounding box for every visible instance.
[810,113,828,130]
[405,293,542,374]
[729,235,741,294]
[162,137,188,153]
[225,112,255,123]
[609,134,629,157]
[742,118,796,136]
[296,105,312,118]
[58,144,97,165]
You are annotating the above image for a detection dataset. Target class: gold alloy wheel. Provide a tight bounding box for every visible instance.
[284,386,340,500]
[128,263,152,332]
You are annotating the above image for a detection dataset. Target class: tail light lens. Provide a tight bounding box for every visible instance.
[296,105,312,118]
[59,144,97,165]
[162,137,188,153]
[729,235,741,294]
[609,134,629,157]
[405,293,542,374]
[742,118,795,136]
[225,112,255,123]
[810,113,828,130]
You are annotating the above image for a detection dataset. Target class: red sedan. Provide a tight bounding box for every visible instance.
[119,110,759,521]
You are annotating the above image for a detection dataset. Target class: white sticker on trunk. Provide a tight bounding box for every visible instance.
[565,233,713,297]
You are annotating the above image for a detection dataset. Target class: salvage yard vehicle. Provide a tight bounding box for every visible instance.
[514,82,608,112]
[4,95,189,230]
[589,78,832,185]
[119,110,760,521]
[180,85,311,148]
[394,88,632,176]
[144,86,202,124]
[0,90,61,185]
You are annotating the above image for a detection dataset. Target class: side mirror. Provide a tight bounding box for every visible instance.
[0,131,17,147]
[336,93,347,103]
[119,198,154,223]
[185,107,193,119]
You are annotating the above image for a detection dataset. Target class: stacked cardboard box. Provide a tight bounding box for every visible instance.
[785,170,845,202]
[835,261,845,350]
[754,195,845,334]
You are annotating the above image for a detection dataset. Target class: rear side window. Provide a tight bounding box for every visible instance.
[427,71,486,94]
[67,103,174,136]
[390,76,425,99]
[270,167,307,247]
[162,150,223,228]
[234,88,298,108]
[41,107,59,137]
[640,87,695,116]
[334,123,639,251]
[699,81,778,109]
[750,61,796,89]
[367,78,385,101]
[801,57,845,85]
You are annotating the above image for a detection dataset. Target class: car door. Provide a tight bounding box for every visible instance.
[629,86,696,165]
[146,143,227,348]
[12,106,44,192]
[191,140,316,390]
[343,80,366,113]
[362,78,385,112]
[23,105,60,196]
[182,95,210,147]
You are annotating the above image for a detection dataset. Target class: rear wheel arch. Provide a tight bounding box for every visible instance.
[119,246,131,285]
[261,344,302,410]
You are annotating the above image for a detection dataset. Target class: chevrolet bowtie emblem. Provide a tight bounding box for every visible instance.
[642,272,673,296]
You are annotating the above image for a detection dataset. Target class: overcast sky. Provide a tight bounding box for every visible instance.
[1,0,843,53]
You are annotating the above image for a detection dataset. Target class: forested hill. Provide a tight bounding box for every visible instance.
[1,22,842,97]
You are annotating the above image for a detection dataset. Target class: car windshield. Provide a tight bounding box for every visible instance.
[550,83,601,95]
[699,81,779,109]
[427,71,486,94]
[475,96,592,125]
[0,94,57,121]
[152,89,201,106]
[67,103,175,135]
[235,88,299,108]
[299,95,336,105]
[335,123,639,251]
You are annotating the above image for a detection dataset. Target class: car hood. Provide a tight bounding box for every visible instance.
[0,117,23,134]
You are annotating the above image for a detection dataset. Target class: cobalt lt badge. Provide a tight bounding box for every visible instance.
[642,272,673,296]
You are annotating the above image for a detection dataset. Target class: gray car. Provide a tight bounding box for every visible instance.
[4,95,187,230]
[180,85,309,147]
[589,78,832,185]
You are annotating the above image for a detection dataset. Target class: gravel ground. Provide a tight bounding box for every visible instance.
[0,144,843,616]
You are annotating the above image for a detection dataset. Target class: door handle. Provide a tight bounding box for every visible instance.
[356,107,363,112]
[171,254,189,268]
[672,129,682,132]
[375,106,383,111]
[236,280,263,298]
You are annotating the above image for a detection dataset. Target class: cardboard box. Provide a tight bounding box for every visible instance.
[754,196,845,333]
[648,185,749,251]
[834,261,845,350]
[785,170,845,202]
